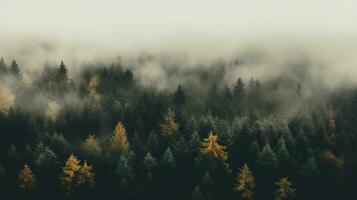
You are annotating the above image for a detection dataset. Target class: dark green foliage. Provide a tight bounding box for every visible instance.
[161,147,176,173]
[0,57,357,200]
[9,59,22,78]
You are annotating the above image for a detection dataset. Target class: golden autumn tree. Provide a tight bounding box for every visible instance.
[110,122,130,152]
[88,74,101,101]
[233,164,256,200]
[160,109,179,136]
[80,135,102,158]
[59,154,81,194]
[201,131,228,161]
[275,177,296,200]
[17,164,36,192]
[77,161,95,188]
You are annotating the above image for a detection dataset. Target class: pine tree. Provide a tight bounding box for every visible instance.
[188,131,201,153]
[59,154,81,194]
[161,147,176,173]
[77,161,95,188]
[9,59,22,78]
[80,135,102,159]
[51,133,71,157]
[233,78,245,99]
[34,145,57,171]
[275,177,296,200]
[7,144,22,169]
[115,154,134,186]
[160,108,179,136]
[57,60,68,83]
[201,131,228,161]
[110,122,129,152]
[233,164,256,200]
[143,152,158,172]
[0,57,8,74]
[256,144,279,173]
[191,185,204,200]
[276,138,290,166]
[24,144,35,163]
[17,164,36,191]
[173,84,186,107]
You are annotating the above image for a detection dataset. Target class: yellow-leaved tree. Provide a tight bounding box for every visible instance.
[77,161,95,188]
[60,155,95,194]
[110,122,129,152]
[201,131,228,161]
[17,164,36,192]
[160,109,179,136]
[275,177,296,200]
[80,135,102,158]
[233,164,256,200]
[59,154,82,194]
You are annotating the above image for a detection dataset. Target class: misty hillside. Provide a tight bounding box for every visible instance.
[0,54,357,200]
[2,0,357,199]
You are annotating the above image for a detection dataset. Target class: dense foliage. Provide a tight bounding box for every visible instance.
[0,57,356,200]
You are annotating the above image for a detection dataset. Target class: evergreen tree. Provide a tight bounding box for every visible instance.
[9,59,22,79]
[233,164,256,200]
[115,154,134,186]
[191,185,204,200]
[256,144,279,174]
[275,177,296,200]
[57,60,68,83]
[7,145,22,170]
[188,131,201,153]
[50,133,71,157]
[24,144,35,164]
[161,147,176,173]
[34,145,57,171]
[0,57,8,74]
[173,84,186,108]
[233,78,245,99]
[143,152,158,172]
[17,164,36,192]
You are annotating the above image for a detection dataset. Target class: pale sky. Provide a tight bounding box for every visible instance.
[1,0,357,44]
[1,0,357,89]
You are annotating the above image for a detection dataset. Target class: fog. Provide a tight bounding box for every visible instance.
[1,0,357,90]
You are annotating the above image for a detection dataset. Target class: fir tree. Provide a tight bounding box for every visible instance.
[0,57,8,74]
[9,59,22,78]
[143,152,158,172]
[161,147,176,173]
[57,60,68,83]
[256,144,279,173]
[115,154,134,186]
[173,84,186,108]
[191,185,204,200]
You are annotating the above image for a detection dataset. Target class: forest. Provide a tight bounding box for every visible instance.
[0,54,356,200]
